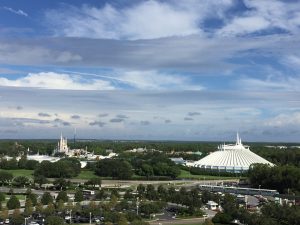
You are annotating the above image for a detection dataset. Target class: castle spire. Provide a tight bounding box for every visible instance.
[236,132,240,145]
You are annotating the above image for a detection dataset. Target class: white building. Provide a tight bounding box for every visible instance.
[207,200,218,210]
[191,133,274,173]
[54,133,69,154]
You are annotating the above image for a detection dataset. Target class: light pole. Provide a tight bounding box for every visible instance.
[89,212,92,225]
[24,217,27,225]
[259,185,261,195]
[136,197,139,215]
[70,209,72,224]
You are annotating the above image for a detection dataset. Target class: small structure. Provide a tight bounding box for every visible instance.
[169,157,186,165]
[207,200,218,210]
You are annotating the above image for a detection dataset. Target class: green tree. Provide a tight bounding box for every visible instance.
[137,184,145,198]
[95,189,108,200]
[53,178,70,190]
[17,155,27,169]
[45,215,65,225]
[12,176,30,187]
[43,203,55,216]
[111,189,120,199]
[34,175,48,188]
[10,209,24,225]
[0,192,5,202]
[157,184,167,200]
[146,184,157,200]
[24,199,33,217]
[74,189,84,202]
[85,177,102,188]
[56,190,69,202]
[35,202,43,214]
[203,219,214,225]
[212,212,232,224]
[27,193,37,206]
[41,192,53,205]
[117,214,128,225]
[0,171,13,185]
[25,160,39,170]
[124,190,133,200]
[0,208,8,220]
[6,195,20,209]
[56,199,65,212]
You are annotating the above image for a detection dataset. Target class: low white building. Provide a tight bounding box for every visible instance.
[207,200,218,210]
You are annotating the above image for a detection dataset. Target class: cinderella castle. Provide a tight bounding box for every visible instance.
[53,133,70,155]
[53,133,88,156]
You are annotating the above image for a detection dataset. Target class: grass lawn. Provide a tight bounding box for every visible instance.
[178,169,239,180]
[75,170,99,180]
[0,169,34,179]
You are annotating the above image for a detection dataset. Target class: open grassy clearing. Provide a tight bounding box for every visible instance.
[75,170,99,179]
[0,169,240,181]
[178,169,239,180]
[0,169,34,179]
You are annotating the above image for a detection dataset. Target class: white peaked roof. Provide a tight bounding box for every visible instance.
[192,133,274,171]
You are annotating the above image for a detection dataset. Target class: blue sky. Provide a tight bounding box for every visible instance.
[1,0,300,141]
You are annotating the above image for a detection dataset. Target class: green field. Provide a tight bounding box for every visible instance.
[0,169,34,179]
[75,170,99,179]
[0,169,239,181]
[178,169,238,180]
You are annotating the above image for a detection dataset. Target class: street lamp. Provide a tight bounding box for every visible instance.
[70,209,72,224]
[259,185,261,195]
[89,212,92,225]
[136,197,139,215]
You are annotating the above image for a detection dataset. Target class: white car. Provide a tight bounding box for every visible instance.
[29,222,40,225]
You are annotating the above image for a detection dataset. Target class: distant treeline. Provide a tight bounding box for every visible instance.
[0,140,217,156]
[248,163,300,194]
[251,146,300,166]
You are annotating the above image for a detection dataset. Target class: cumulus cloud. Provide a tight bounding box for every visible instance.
[0,43,81,65]
[3,7,28,17]
[264,112,300,127]
[110,118,124,123]
[38,112,51,117]
[140,120,150,126]
[217,16,270,36]
[119,70,203,90]
[98,113,108,117]
[89,121,105,127]
[165,119,172,124]
[54,118,71,126]
[116,114,129,119]
[71,115,80,119]
[188,112,201,116]
[44,1,238,40]
[0,72,115,90]
[45,1,199,40]
[218,0,300,37]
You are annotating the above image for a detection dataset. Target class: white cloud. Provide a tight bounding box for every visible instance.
[217,16,270,36]
[0,43,82,65]
[45,1,234,40]
[217,0,300,37]
[0,72,115,90]
[119,70,203,90]
[264,112,300,127]
[243,0,300,33]
[236,76,300,91]
[3,7,28,17]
